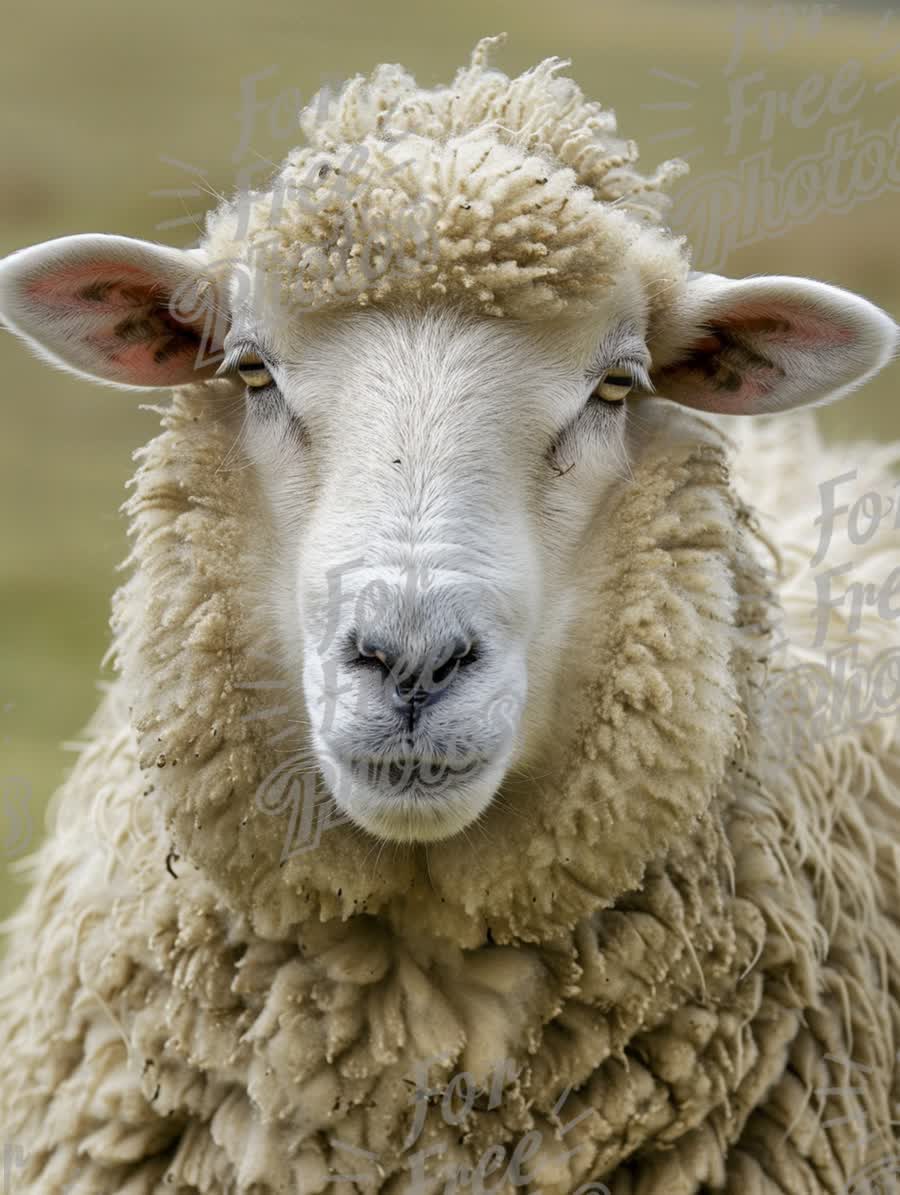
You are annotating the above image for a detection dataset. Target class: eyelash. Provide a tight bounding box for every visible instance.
[588,360,653,406]
[221,348,291,429]
[219,344,278,388]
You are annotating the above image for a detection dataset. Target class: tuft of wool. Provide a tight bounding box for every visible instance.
[202,35,690,322]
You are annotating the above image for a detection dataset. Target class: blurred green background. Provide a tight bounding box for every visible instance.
[1,0,898,918]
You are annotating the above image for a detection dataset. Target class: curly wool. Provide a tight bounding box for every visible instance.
[202,35,690,321]
[0,38,898,1195]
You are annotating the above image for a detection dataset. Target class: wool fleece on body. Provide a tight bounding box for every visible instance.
[0,36,899,1195]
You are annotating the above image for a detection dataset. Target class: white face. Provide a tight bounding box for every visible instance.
[228,293,650,842]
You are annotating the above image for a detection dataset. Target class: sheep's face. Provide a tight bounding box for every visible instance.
[231,298,647,842]
[0,233,895,843]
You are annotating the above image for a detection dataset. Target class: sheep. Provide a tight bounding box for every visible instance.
[0,34,898,1195]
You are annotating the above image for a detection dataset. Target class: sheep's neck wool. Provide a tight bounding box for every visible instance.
[1,38,899,1195]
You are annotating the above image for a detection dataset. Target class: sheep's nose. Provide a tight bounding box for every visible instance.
[355,635,478,727]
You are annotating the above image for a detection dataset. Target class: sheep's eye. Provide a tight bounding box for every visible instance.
[591,371,634,404]
[237,357,274,389]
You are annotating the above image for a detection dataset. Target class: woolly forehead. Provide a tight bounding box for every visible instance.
[201,132,691,326]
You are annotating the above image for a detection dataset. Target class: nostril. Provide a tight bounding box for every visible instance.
[353,636,396,674]
[430,657,456,687]
[431,637,479,686]
[454,636,479,668]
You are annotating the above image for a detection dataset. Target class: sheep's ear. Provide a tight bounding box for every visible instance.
[650,273,898,415]
[0,234,229,389]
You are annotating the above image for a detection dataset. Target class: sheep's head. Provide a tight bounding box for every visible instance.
[1,231,896,844]
[1,41,897,846]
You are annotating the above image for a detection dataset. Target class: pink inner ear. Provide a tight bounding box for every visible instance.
[716,299,854,346]
[25,260,211,386]
[25,261,163,309]
[666,342,775,414]
[664,295,857,413]
[655,284,875,416]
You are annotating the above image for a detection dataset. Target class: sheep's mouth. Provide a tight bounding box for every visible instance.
[314,741,514,842]
[347,754,486,793]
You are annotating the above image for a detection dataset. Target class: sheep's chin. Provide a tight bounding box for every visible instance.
[318,749,511,843]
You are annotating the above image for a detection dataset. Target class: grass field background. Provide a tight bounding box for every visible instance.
[1,0,899,919]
